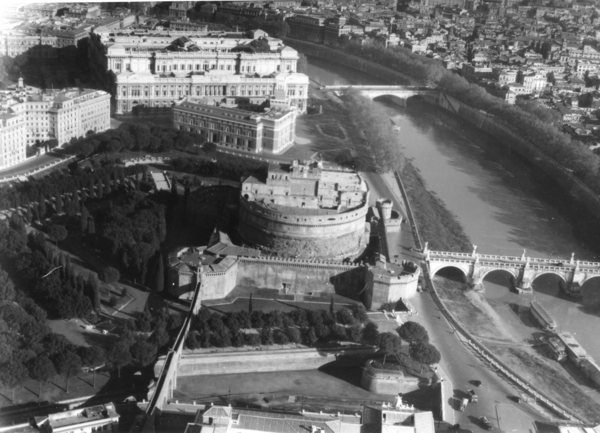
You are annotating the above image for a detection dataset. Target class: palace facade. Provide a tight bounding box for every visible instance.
[94,30,308,114]
[173,99,297,154]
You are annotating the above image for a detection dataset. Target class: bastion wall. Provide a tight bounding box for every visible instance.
[238,198,370,258]
[369,268,420,308]
[360,361,420,395]
[174,347,376,377]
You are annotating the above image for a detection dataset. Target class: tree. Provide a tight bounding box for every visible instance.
[273,329,290,345]
[46,224,68,247]
[80,206,89,233]
[250,310,263,328]
[361,321,379,346]
[130,339,158,368]
[108,341,131,378]
[28,355,56,398]
[303,327,318,346]
[409,342,441,365]
[153,253,164,292]
[285,326,302,344]
[336,308,355,325]
[398,321,429,344]
[377,332,402,365]
[78,345,105,388]
[347,324,362,343]
[260,327,273,345]
[100,266,120,284]
[0,269,16,301]
[86,274,101,310]
[54,350,82,393]
[0,358,28,403]
[54,196,64,214]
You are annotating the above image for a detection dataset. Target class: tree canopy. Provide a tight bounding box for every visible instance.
[397,321,429,344]
[409,342,441,365]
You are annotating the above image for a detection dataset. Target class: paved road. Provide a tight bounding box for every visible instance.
[362,170,546,431]
[0,153,64,177]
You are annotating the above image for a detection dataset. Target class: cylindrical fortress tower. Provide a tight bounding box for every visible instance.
[237,161,370,259]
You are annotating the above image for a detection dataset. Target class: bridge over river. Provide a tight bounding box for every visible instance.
[323,85,437,103]
[424,244,600,295]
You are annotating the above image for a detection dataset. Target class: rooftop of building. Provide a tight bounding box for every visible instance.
[168,231,261,274]
[32,403,118,430]
[190,405,362,433]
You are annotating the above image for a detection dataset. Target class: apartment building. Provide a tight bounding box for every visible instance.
[0,81,110,170]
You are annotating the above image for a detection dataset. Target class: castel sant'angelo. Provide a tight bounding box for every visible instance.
[238,160,370,259]
[168,160,420,309]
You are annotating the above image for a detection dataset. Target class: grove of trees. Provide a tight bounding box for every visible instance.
[185,305,369,349]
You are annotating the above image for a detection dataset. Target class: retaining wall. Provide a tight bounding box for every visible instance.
[176,347,370,376]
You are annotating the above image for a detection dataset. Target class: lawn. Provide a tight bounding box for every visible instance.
[173,367,388,410]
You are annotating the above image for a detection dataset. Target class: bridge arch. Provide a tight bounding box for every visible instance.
[478,267,519,282]
[579,276,600,307]
[530,272,567,296]
[429,262,470,283]
[531,271,567,285]
[478,269,518,298]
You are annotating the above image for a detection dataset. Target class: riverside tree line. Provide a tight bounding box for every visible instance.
[331,38,600,196]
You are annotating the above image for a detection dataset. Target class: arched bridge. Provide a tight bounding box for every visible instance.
[424,244,600,295]
[323,85,437,102]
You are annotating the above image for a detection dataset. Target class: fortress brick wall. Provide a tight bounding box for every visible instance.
[200,261,239,299]
[368,267,420,308]
[235,257,365,297]
[238,198,369,258]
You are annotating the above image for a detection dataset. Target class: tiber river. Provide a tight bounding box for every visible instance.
[306,56,600,361]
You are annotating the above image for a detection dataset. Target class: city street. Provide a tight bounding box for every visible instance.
[0,153,63,177]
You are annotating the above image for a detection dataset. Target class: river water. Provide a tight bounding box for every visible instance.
[306,56,600,361]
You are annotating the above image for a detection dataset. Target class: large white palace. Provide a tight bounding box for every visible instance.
[0,79,110,170]
[96,30,309,114]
